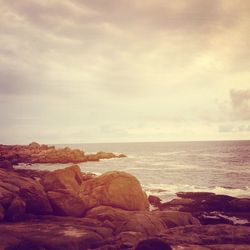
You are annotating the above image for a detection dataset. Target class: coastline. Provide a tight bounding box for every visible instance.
[0,143,250,249]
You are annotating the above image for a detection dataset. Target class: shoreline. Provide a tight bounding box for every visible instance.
[0,143,250,249]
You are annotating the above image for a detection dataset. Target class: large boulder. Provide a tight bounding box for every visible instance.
[48,190,86,217]
[42,165,83,193]
[80,171,149,211]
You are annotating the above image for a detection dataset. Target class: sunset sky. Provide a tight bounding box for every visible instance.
[0,0,250,144]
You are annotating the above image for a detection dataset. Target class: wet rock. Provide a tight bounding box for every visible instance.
[0,203,4,221]
[229,198,250,212]
[48,190,86,217]
[80,171,149,211]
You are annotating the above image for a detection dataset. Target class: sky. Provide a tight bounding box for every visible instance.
[0,0,250,144]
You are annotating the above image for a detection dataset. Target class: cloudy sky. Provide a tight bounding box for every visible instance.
[0,0,250,144]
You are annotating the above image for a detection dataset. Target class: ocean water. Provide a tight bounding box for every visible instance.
[21,140,250,202]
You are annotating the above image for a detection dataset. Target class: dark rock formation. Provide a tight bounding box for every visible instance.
[0,160,13,170]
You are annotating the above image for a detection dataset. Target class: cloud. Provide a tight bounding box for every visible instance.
[0,0,250,143]
[230,89,250,120]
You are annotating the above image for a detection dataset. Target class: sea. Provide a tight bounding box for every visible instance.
[19,140,250,202]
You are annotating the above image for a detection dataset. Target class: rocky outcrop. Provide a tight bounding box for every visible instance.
[0,142,126,165]
[80,171,149,211]
[0,166,250,249]
[155,192,250,226]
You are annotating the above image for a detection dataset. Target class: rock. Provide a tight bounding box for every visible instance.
[0,216,111,250]
[95,151,117,159]
[229,198,250,212]
[176,192,215,199]
[116,212,166,236]
[48,190,86,217]
[153,210,200,228]
[29,142,40,149]
[5,196,26,221]
[0,203,4,221]
[118,154,126,158]
[148,195,162,207]
[85,154,100,161]
[80,171,149,211]
[42,165,83,193]
[135,238,172,250]
[86,205,166,236]
[0,143,125,164]
[19,185,52,215]
[0,168,52,215]
[0,160,13,170]
[160,224,250,247]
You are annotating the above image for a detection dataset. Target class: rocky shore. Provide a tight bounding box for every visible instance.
[0,159,250,249]
[0,142,126,165]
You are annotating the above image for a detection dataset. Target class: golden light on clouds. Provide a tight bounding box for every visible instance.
[0,0,249,143]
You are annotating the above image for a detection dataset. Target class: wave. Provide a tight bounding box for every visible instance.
[143,183,250,201]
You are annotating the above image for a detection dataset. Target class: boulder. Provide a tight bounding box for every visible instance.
[42,165,83,193]
[80,171,149,211]
[48,190,86,217]
[0,168,52,215]
[5,196,26,221]
[86,206,166,236]
[0,160,13,170]
[153,210,200,228]
[95,151,117,159]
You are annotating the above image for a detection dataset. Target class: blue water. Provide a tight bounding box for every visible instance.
[20,141,250,201]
